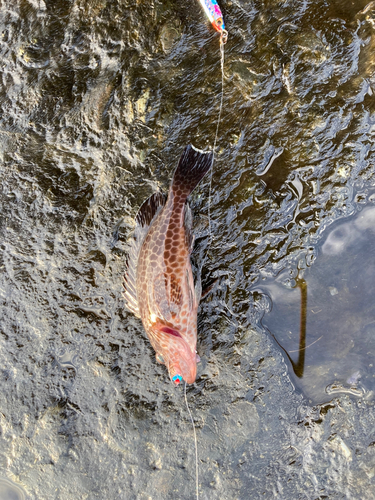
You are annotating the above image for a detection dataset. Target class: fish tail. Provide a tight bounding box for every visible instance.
[172,145,213,200]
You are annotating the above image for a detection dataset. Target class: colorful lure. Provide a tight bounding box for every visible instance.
[199,0,226,35]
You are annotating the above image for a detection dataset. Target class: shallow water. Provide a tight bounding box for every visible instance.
[260,204,375,404]
[0,477,26,500]
[1,0,375,498]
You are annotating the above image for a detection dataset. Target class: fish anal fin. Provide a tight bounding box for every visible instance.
[123,192,166,318]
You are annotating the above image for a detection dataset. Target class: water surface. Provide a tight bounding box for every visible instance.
[261,204,375,403]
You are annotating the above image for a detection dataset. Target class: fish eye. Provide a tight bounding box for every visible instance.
[172,374,183,385]
[156,353,164,364]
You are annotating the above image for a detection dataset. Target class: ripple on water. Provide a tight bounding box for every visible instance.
[259,204,375,404]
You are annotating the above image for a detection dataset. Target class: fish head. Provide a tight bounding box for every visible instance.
[154,324,197,385]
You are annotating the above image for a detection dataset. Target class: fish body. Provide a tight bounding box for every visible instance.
[124,145,213,385]
[199,0,226,32]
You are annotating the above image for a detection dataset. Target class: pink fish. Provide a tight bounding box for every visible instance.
[123,145,213,385]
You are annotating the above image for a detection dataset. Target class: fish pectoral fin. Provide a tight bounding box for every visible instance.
[152,273,183,319]
[152,274,172,322]
[168,274,183,313]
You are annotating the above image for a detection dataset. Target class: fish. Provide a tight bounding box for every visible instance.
[123,145,213,386]
[198,0,227,35]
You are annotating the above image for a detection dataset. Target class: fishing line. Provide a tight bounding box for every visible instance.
[207,30,227,251]
[182,5,227,499]
[184,381,199,500]
[289,335,323,353]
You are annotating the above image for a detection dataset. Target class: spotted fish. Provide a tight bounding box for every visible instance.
[124,145,213,385]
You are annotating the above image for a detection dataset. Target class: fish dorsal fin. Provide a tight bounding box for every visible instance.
[135,191,167,228]
[123,192,166,317]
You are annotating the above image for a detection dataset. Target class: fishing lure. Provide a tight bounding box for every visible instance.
[199,0,228,41]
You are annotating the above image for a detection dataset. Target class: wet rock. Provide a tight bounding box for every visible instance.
[160,21,181,53]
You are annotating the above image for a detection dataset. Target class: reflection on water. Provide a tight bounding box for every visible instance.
[260,205,375,403]
[272,277,307,379]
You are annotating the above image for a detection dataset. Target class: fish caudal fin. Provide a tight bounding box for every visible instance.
[172,145,213,200]
[123,192,166,317]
